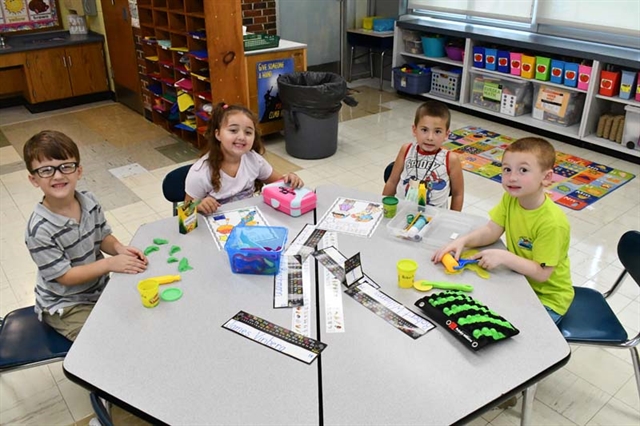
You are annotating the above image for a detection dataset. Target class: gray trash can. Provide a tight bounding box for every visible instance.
[278,72,356,159]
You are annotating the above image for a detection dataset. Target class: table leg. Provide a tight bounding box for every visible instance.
[349,45,355,82]
[379,50,386,91]
[520,384,537,426]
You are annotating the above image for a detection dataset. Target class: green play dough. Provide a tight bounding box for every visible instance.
[153,238,169,245]
[144,245,160,255]
[167,256,179,263]
[169,245,181,255]
[178,257,193,272]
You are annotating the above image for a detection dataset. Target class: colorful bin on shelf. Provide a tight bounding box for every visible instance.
[521,55,535,79]
[578,64,592,90]
[532,82,586,127]
[497,50,510,73]
[550,60,564,84]
[393,66,432,95]
[362,16,382,30]
[422,36,446,57]
[636,72,640,101]
[599,70,621,97]
[471,75,533,116]
[535,56,551,81]
[510,52,522,76]
[430,66,462,100]
[563,62,579,88]
[484,48,497,71]
[473,46,485,68]
[619,70,637,100]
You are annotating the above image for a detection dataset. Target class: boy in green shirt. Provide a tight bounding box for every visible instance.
[433,137,574,323]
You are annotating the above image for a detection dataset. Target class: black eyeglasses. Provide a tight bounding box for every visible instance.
[31,162,79,178]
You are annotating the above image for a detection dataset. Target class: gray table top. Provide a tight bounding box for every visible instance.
[63,196,320,425]
[314,185,571,425]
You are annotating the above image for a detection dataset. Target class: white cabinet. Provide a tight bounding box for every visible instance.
[392,21,640,160]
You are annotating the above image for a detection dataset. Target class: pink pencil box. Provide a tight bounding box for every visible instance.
[262,181,316,217]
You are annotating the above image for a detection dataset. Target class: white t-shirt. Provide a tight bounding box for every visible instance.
[185,151,273,204]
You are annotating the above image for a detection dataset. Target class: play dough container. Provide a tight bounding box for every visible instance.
[397,259,418,289]
[382,196,399,218]
[137,279,160,308]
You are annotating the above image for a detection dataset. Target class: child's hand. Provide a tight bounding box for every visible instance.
[198,196,220,215]
[470,249,504,270]
[283,172,304,188]
[432,240,465,263]
[108,254,148,274]
[116,245,148,264]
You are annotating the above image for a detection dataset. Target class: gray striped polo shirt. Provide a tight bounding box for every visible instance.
[25,191,112,318]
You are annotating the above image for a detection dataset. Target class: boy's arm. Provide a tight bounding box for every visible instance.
[382,143,411,196]
[448,152,464,211]
[432,220,504,262]
[473,249,554,282]
[100,234,147,262]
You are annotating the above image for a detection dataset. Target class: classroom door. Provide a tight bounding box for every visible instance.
[278,0,343,73]
[100,0,143,114]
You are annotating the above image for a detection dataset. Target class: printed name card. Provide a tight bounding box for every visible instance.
[222,311,327,364]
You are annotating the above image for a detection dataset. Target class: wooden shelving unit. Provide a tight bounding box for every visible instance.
[138,0,247,149]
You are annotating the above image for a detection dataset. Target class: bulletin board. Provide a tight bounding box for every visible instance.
[0,0,62,34]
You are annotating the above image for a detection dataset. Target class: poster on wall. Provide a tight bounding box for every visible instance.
[128,0,139,28]
[0,0,59,33]
[257,58,294,123]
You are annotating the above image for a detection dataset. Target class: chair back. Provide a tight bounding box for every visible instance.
[383,161,394,182]
[0,306,72,372]
[618,230,640,285]
[162,164,192,215]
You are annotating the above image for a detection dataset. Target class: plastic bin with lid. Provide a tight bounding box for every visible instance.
[419,209,487,250]
[532,82,585,127]
[224,226,288,275]
[471,75,533,117]
[393,65,431,95]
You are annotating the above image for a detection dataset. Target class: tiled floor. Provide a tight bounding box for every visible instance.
[0,79,639,425]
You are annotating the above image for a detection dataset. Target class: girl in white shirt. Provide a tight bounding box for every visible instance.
[185,103,303,214]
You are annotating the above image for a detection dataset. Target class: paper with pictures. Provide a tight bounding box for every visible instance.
[321,232,346,333]
[345,281,434,339]
[284,224,326,264]
[290,259,312,336]
[274,255,311,309]
[204,206,269,250]
[316,197,384,238]
[222,311,327,365]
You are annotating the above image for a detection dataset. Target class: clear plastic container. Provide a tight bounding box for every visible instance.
[420,210,486,249]
[224,226,288,275]
[386,204,439,242]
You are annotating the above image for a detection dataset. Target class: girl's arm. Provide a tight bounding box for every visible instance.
[448,152,464,211]
[264,170,304,188]
[185,193,220,215]
[382,143,411,196]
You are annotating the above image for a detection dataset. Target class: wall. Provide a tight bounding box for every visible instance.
[242,0,277,35]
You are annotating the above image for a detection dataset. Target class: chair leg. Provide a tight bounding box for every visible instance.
[369,49,374,78]
[520,383,537,426]
[349,46,355,82]
[631,346,640,398]
[379,50,386,91]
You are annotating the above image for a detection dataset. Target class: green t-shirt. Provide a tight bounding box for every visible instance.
[490,193,574,315]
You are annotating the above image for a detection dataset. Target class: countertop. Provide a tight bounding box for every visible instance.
[0,31,104,55]
[244,39,307,56]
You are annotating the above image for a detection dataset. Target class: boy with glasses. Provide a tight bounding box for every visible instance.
[23,130,148,340]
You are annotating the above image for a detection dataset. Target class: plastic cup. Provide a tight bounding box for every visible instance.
[397,259,418,289]
[137,279,160,308]
[382,196,399,219]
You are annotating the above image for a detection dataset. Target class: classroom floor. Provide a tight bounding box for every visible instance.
[0,79,639,426]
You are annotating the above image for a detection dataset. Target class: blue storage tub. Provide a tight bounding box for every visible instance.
[393,66,431,94]
[225,226,288,275]
[422,36,446,57]
[373,18,395,32]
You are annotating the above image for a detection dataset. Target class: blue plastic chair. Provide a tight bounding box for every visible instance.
[0,306,72,372]
[161,164,192,216]
[558,230,640,397]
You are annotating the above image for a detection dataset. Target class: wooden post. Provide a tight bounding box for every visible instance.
[205,0,249,106]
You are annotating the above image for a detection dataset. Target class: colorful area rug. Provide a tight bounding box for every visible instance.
[444,126,636,211]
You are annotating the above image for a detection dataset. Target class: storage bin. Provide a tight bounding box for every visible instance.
[636,72,640,101]
[485,48,497,71]
[599,70,621,97]
[550,60,564,84]
[225,226,288,275]
[535,56,551,81]
[619,70,637,100]
[521,55,535,79]
[422,36,446,57]
[430,66,462,100]
[471,75,532,117]
[510,52,522,76]
[578,64,592,90]
[402,29,422,42]
[404,39,423,54]
[362,16,382,30]
[497,50,510,73]
[445,45,464,62]
[532,82,586,127]
[373,18,395,32]
[387,205,439,242]
[563,62,579,88]
[393,66,431,94]
[473,46,485,68]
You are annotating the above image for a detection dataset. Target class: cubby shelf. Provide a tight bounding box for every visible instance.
[394,19,640,161]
